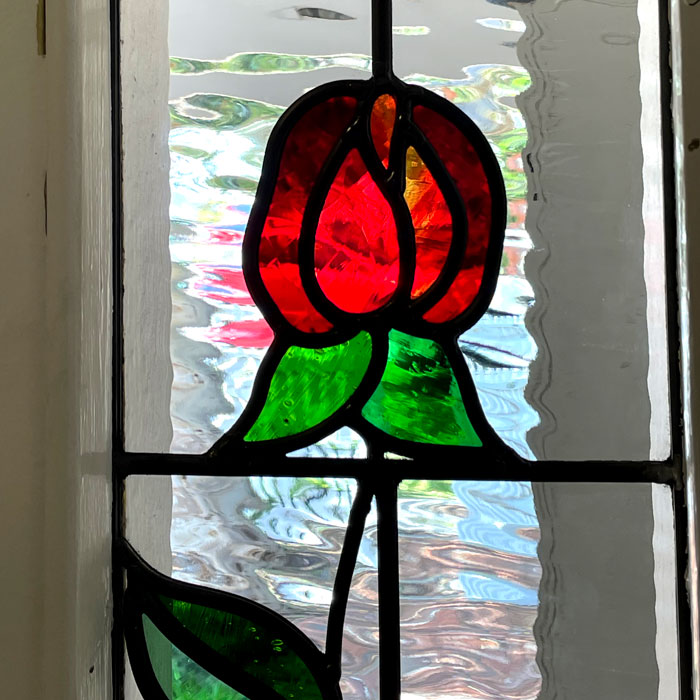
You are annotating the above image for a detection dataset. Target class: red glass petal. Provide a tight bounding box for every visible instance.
[314,149,400,314]
[258,96,357,333]
[404,147,453,299]
[370,94,396,168]
[413,105,492,324]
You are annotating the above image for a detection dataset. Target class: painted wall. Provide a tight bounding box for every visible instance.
[0,2,49,695]
[0,0,113,697]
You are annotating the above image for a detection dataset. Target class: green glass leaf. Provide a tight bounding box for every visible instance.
[158,596,322,700]
[245,332,372,442]
[126,551,337,700]
[144,615,249,700]
[361,330,482,446]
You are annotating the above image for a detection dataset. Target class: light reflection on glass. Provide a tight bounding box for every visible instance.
[287,427,368,458]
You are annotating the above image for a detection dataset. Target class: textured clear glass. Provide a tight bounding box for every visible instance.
[342,497,379,700]
[398,480,541,699]
[391,0,669,461]
[125,478,678,700]
[165,3,373,455]
[121,0,667,458]
[125,475,379,700]
[397,481,678,700]
[127,476,354,649]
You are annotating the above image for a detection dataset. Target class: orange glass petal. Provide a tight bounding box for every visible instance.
[413,105,493,324]
[314,149,400,314]
[258,96,357,333]
[370,94,396,168]
[404,147,453,299]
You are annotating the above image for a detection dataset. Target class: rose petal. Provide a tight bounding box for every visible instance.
[314,148,400,314]
[256,96,358,333]
[404,146,454,299]
[413,105,493,324]
[370,93,396,168]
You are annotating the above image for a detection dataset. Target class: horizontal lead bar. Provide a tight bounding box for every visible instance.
[115,451,681,486]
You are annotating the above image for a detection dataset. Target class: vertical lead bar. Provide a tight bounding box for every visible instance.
[377,479,401,700]
[110,0,126,692]
[673,485,695,700]
[372,0,393,79]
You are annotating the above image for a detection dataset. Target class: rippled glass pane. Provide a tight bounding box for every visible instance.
[536,482,679,700]
[122,0,668,458]
[125,478,678,700]
[125,475,379,700]
[398,480,541,698]
[393,0,668,462]
[126,475,357,649]
[287,427,368,459]
[398,481,679,700]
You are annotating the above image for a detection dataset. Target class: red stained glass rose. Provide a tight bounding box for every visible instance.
[245,85,505,339]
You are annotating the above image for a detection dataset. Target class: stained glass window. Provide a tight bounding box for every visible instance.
[115,1,687,699]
